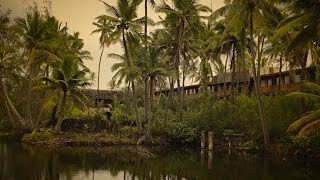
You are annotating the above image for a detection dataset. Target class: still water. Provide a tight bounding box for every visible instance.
[0,141,319,180]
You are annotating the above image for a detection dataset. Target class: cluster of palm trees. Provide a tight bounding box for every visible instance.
[93,0,320,148]
[0,5,92,133]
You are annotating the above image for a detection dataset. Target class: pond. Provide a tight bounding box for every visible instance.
[0,141,319,180]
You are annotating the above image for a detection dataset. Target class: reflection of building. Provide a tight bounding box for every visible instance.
[155,67,316,99]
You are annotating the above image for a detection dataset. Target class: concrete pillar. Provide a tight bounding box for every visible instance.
[201,131,206,149]
[208,131,214,151]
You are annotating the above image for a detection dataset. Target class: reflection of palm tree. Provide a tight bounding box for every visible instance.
[0,143,10,180]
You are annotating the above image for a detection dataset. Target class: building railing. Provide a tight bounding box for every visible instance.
[155,67,315,98]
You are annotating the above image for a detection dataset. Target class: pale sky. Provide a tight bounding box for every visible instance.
[1,0,224,90]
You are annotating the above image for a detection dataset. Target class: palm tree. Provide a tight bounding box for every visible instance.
[97,0,144,131]
[110,33,143,130]
[287,82,320,136]
[157,0,210,121]
[138,36,170,137]
[142,0,155,140]
[40,53,90,133]
[92,19,115,94]
[15,5,61,129]
[274,0,320,57]
[212,0,284,149]
[0,9,26,128]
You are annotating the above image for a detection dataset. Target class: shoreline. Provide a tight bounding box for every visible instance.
[1,131,319,160]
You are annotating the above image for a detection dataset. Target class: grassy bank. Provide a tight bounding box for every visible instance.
[20,129,165,147]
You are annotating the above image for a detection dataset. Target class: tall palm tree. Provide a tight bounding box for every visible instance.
[97,0,144,131]
[0,10,26,128]
[40,53,90,133]
[138,36,170,137]
[92,19,115,94]
[143,0,155,138]
[212,0,283,149]
[15,6,61,129]
[110,33,143,130]
[157,0,210,121]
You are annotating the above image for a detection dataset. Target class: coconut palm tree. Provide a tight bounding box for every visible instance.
[138,37,170,137]
[109,33,143,130]
[92,19,115,94]
[157,0,210,121]
[40,53,91,133]
[97,0,144,131]
[0,9,26,128]
[212,0,284,149]
[15,6,48,128]
[15,5,62,129]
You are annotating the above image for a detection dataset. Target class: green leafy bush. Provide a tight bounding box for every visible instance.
[152,120,199,144]
[119,126,138,136]
[70,108,107,121]
[291,134,320,149]
[22,128,54,142]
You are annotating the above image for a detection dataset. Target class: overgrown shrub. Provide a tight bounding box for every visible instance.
[119,126,138,136]
[291,134,320,150]
[152,120,199,145]
[70,108,107,121]
[151,94,315,145]
[22,128,54,142]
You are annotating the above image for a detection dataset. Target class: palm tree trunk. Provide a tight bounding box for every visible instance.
[249,11,270,150]
[4,101,14,126]
[165,78,174,123]
[176,21,184,122]
[0,67,25,128]
[278,53,283,91]
[97,44,105,95]
[182,65,186,101]
[144,0,152,138]
[145,0,148,47]
[146,75,155,138]
[122,29,142,131]
[27,64,35,129]
[144,77,151,137]
[237,60,240,94]
[231,44,236,102]
[149,76,155,104]
[240,29,249,94]
[177,76,183,121]
[55,90,67,133]
[132,81,142,131]
[223,54,229,97]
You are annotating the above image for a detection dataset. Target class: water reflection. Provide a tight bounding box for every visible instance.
[0,141,319,180]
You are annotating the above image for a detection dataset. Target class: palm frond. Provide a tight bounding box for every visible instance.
[298,119,320,137]
[288,110,320,133]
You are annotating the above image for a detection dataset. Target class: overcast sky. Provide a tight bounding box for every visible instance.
[1,0,224,90]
